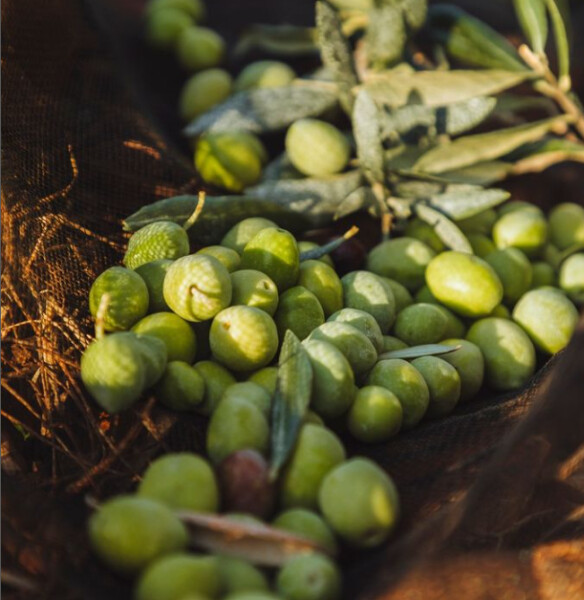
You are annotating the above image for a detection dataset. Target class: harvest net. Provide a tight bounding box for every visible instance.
[2,0,584,598]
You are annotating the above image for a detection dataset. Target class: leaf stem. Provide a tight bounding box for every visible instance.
[182,191,206,231]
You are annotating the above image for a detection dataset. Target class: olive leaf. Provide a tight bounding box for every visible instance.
[385,145,427,171]
[378,343,460,361]
[513,0,548,55]
[123,195,311,244]
[543,0,571,90]
[364,2,406,68]
[413,115,570,174]
[260,153,302,182]
[427,5,527,72]
[353,89,385,183]
[428,188,510,220]
[183,82,339,137]
[506,137,584,174]
[399,0,428,32]
[270,331,313,480]
[437,161,514,185]
[414,203,472,252]
[364,68,532,108]
[334,186,377,220]
[233,24,318,57]
[246,170,365,226]
[315,1,359,115]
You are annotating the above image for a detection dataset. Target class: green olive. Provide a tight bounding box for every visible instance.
[179,69,232,122]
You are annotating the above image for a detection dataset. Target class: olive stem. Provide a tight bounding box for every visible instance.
[299,225,359,261]
[94,293,110,340]
[182,190,206,231]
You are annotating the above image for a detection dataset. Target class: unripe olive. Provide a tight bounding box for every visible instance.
[466,318,536,390]
[328,308,383,353]
[193,360,237,415]
[381,335,408,353]
[367,359,430,429]
[498,201,542,217]
[411,356,461,418]
[138,453,218,512]
[135,259,173,313]
[275,286,325,341]
[492,210,548,257]
[414,285,438,304]
[279,424,346,510]
[218,556,270,595]
[163,254,232,322]
[425,251,503,317]
[195,132,265,192]
[490,304,511,319]
[559,253,584,304]
[456,208,497,235]
[124,221,190,270]
[439,339,484,402]
[197,245,241,272]
[531,261,556,288]
[88,496,188,575]
[145,8,193,50]
[272,509,338,556]
[379,277,413,313]
[434,304,467,339]
[241,228,300,292]
[154,361,205,411]
[467,233,496,258]
[548,203,584,250]
[135,554,220,600]
[134,334,169,389]
[146,0,206,22]
[276,554,341,600]
[230,270,279,316]
[221,382,272,418]
[347,386,403,442]
[318,458,400,548]
[285,119,350,177]
[404,218,445,253]
[221,218,277,254]
[366,237,436,292]
[210,306,278,372]
[89,266,149,331]
[298,260,343,317]
[179,69,232,122]
[485,247,533,305]
[393,303,449,346]
[248,366,278,395]
[235,60,296,91]
[512,287,579,354]
[543,242,562,269]
[176,26,225,71]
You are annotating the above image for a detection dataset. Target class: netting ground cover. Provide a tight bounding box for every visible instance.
[2,0,584,598]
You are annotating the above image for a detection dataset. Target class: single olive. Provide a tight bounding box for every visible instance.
[411,356,461,418]
[230,269,279,316]
[347,386,403,442]
[276,553,341,600]
[393,303,449,346]
[154,361,205,411]
[179,69,232,122]
[235,60,296,91]
[297,260,343,317]
[135,259,173,313]
[124,221,190,270]
[275,286,325,341]
[439,338,484,402]
[176,26,225,71]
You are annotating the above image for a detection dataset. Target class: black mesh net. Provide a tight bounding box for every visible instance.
[2,1,584,598]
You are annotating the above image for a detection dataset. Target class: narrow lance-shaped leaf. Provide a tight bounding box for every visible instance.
[512,0,548,55]
[507,137,584,174]
[414,115,570,174]
[334,186,377,220]
[543,0,571,91]
[183,82,339,137]
[353,89,385,183]
[428,188,510,220]
[437,161,514,186]
[365,2,406,68]
[315,1,359,114]
[234,24,318,58]
[270,331,313,480]
[415,203,472,253]
[378,344,461,361]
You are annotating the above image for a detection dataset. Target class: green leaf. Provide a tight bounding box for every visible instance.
[513,0,548,55]
[270,331,313,480]
[123,195,311,244]
[233,24,318,57]
[333,186,376,220]
[413,115,570,174]
[428,188,510,219]
[378,343,460,361]
[246,170,365,226]
[315,1,359,115]
[353,89,385,183]
[427,5,527,71]
[543,0,571,91]
[415,203,472,252]
[183,82,339,137]
[364,68,532,108]
[365,3,406,68]
[438,161,514,185]
[506,137,584,174]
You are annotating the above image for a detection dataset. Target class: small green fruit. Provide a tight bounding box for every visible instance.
[531,261,556,288]
[88,496,188,575]
[124,221,190,270]
[297,260,343,317]
[414,285,438,304]
[272,509,338,556]
[512,287,578,354]
[146,0,206,22]
[411,356,461,418]
[197,245,241,272]
[247,366,278,395]
[439,339,484,402]
[467,233,496,258]
[548,203,584,250]
[230,269,279,316]
[559,253,584,304]
[221,382,272,418]
[456,208,497,235]
[366,237,436,292]
[218,556,270,594]
[497,201,542,217]
[367,359,429,428]
[285,118,350,177]
[221,218,277,254]
[135,259,173,313]
[435,304,467,339]
[485,247,533,305]
[466,317,536,390]
[179,68,232,122]
[275,286,325,341]
[318,458,400,547]
[145,8,192,50]
[380,335,408,353]
[138,453,218,512]
[176,26,225,71]
[241,228,300,291]
[89,266,149,331]
[280,424,346,510]
[492,210,548,257]
[393,303,449,346]
[210,306,278,372]
[235,60,296,91]
[425,251,503,317]
[379,278,413,313]
[154,361,205,410]
[347,386,403,443]
[404,218,445,253]
[193,360,237,415]
[276,554,341,600]
[163,254,232,322]
[328,308,383,353]
[134,333,169,388]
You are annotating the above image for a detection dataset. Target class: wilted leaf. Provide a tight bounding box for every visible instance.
[183,82,339,137]
[428,188,510,219]
[364,68,532,108]
[353,89,385,183]
[543,0,571,90]
[414,115,570,173]
[270,331,313,480]
[365,2,406,68]
[378,343,460,361]
[427,4,527,71]
[123,195,312,244]
[316,1,359,114]
[234,24,318,57]
[415,203,472,252]
[513,0,548,55]
[246,170,365,226]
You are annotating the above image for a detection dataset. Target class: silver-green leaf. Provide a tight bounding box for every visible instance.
[365,2,406,68]
[428,188,510,220]
[378,343,461,361]
[415,203,472,253]
[233,24,318,57]
[353,89,385,183]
